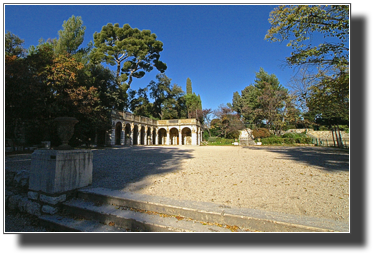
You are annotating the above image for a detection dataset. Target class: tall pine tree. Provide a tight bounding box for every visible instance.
[186,77,192,94]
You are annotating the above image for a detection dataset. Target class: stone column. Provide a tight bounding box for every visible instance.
[111,128,116,146]
[125,127,130,146]
[192,128,197,146]
[166,128,170,145]
[155,129,159,145]
[105,130,111,146]
[121,123,126,146]
[179,129,182,145]
[130,123,134,146]
[149,128,153,145]
[144,126,148,145]
[197,127,201,146]
[138,125,141,145]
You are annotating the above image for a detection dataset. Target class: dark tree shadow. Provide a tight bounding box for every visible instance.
[243,146,349,172]
[90,146,194,190]
[5,146,194,192]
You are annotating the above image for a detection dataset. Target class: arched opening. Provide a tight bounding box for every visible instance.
[140,126,146,145]
[170,128,179,145]
[125,124,131,145]
[133,125,139,145]
[182,127,192,145]
[147,127,152,145]
[158,128,167,145]
[115,122,122,145]
[152,128,157,145]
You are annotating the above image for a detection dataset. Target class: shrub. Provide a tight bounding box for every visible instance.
[296,137,313,144]
[284,138,295,144]
[282,132,308,139]
[217,138,234,144]
[252,128,271,139]
[261,137,284,145]
[261,136,313,145]
[283,124,296,131]
[206,137,235,145]
[282,133,296,138]
[208,137,217,142]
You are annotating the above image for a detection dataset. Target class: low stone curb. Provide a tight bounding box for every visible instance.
[78,187,349,232]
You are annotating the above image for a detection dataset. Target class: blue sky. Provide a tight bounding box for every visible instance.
[5,4,307,111]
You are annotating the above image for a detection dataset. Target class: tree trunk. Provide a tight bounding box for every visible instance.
[337,125,344,148]
[331,127,336,147]
[116,61,121,82]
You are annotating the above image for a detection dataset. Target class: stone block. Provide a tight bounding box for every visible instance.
[40,193,66,205]
[28,191,39,200]
[14,170,30,189]
[5,190,13,203]
[25,200,41,216]
[5,170,16,186]
[17,196,29,213]
[42,205,58,215]
[29,149,93,194]
[8,195,22,210]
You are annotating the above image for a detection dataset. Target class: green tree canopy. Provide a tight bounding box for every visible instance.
[231,68,290,131]
[91,23,167,94]
[183,77,202,119]
[307,69,349,126]
[265,5,349,128]
[91,23,167,111]
[5,31,119,146]
[55,15,86,56]
[5,31,26,57]
[128,87,154,118]
[185,93,202,119]
[265,5,349,69]
[186,77,192,94]
[149,74,186,120]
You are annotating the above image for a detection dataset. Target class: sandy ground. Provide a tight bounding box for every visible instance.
[5,145,349,225]
[125,146,349,223]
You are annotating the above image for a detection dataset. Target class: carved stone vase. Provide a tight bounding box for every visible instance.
[54,117,78,150]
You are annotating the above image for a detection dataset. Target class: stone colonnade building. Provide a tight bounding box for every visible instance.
[107,110,203,146]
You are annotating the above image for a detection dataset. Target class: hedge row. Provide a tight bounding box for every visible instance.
[205,137,234,145]
[261,137,313,145]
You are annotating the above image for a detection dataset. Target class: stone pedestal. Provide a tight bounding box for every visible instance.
[29,149,93,194]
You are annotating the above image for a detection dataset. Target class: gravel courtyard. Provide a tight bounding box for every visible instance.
[90,145,349,223]
[5,145,349,224]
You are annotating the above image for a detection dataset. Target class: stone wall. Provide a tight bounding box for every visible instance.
[307,130,349,140]
[284,129,349,140]
[6,168,77,218]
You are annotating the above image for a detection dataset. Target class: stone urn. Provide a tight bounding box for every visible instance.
[54,117,78,150]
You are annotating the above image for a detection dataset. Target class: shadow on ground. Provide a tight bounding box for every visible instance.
[5,146,195,191]
[243,146,349,172]
[91,146,194,190]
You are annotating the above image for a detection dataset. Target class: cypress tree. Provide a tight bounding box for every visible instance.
[186,77,192,94]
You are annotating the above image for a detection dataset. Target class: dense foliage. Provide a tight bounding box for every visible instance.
[265,5,349,131]
[5,17,168,147]
[230,68,298,134]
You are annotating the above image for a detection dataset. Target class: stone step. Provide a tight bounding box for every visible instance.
[38,214,128,232]
[62,198,236,232]
[76,187,349,232]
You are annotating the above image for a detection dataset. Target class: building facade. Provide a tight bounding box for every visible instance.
[106,110,203,146]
